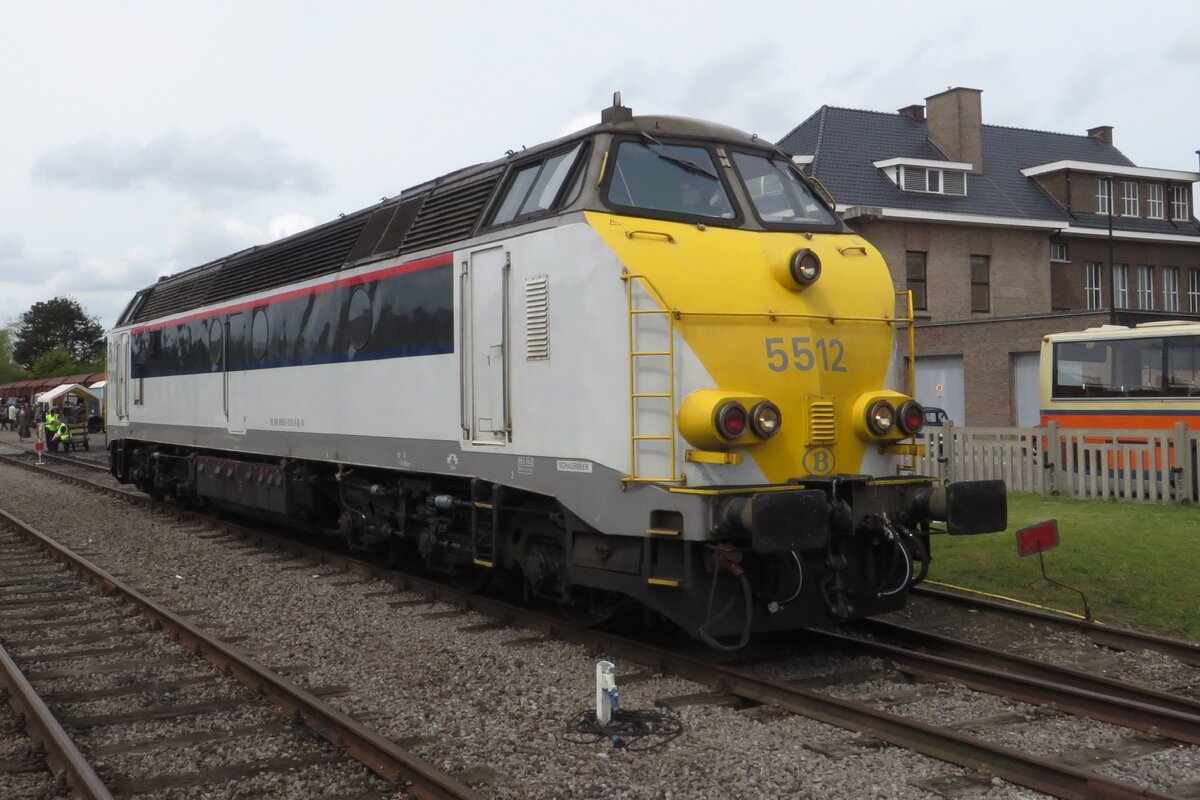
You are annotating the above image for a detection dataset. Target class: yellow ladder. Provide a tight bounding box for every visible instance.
[622,269,682,484]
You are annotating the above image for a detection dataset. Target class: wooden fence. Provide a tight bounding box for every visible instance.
[915,422,1199,504]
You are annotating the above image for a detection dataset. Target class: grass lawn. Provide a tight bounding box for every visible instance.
[926,492,1200,641]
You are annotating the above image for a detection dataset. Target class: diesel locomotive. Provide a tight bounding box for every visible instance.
[107,97,1006,648]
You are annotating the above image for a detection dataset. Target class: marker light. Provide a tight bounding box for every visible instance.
[789,249,822,286]
[897,400,925,436]
[865,400,895,436]
[715,401,749,440]
[749,401,782,439]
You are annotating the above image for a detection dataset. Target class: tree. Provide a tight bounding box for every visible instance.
[12,297,104,369]
[30,347,75,378]
[0,327,24,383]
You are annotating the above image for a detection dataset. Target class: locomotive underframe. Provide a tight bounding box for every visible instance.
[111,438,1002,642]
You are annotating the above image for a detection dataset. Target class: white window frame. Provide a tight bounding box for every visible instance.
[1162,267,1180,312]
[1147,184,1164,219]
[1084,262,1103,310]
[1121,181,1138,216]
[1096,178,1112,215]
[1189,268,1200,314]
[1113,264,1129,309]
[1137,265,1154,310]
[1171,186,1191,220]
[1050,242,1068,262]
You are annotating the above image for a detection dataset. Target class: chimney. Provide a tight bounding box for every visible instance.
[925,87,983,174]
[898,104,925,122]
[1088,125,1113,145]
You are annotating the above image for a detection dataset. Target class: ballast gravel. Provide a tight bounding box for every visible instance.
[1,455,1195,797]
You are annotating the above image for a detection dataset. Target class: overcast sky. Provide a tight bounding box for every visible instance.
[2,1,1198,331]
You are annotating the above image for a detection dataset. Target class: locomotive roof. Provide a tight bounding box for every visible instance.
[117,109,779,327]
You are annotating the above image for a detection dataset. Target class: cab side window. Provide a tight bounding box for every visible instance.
[489,142,586,227]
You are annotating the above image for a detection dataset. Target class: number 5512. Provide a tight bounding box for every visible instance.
[765,337,847,373]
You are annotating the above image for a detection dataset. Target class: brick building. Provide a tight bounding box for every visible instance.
[778,87,1200,426]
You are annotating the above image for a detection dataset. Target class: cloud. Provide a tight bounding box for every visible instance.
[1166,35,1200,66]
[32,128,331,197]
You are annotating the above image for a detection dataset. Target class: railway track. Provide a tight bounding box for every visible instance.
[5,454,1196,799]
[0,505,480,800]
[911,585,1200,669]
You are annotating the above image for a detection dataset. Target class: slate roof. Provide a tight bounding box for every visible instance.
[777,106,1200,239]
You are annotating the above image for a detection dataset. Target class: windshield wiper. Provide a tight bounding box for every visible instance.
[640,132,719,180]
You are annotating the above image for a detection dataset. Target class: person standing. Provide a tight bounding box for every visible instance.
[16,404,30,441]
[2,400,13,431]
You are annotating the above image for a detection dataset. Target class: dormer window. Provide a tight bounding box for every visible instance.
[873,158,969,196]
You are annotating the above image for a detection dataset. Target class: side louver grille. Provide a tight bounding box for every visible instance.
[400,172,500,253]
[808,398,836,444]
[205,219,368,306]
[525,275,550,360]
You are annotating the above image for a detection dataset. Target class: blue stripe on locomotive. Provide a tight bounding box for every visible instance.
[132,263,454,378]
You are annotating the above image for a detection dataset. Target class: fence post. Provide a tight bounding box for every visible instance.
[1045,421,1060,496]
[943,420,956,483]
[1173,422,1193,504]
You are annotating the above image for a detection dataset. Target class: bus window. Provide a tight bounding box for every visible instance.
[1053,338,1164,398]
[1166,336,1200,396]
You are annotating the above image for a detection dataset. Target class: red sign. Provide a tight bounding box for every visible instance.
[1016,519,1059,557]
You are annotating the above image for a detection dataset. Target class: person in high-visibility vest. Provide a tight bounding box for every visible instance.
[44,410,58,452]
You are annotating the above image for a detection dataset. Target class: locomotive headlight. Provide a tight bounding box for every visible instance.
[715,401,749,440]
[749,401,782,439]
[866,400,895,436]
[679,391,778,450]
[897,400,925,436]
[789,249,822,287]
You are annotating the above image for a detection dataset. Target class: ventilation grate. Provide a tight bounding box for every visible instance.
[133,264,223,323]
[808,398,836,444]
[400,171,501,254]
[525,275,550,360]
[204,217,368,306]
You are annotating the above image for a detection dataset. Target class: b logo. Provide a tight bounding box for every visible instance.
[802,446,835,476]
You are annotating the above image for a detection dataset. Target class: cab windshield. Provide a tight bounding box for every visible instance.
[732,151,837,227]
[606,140,736,220]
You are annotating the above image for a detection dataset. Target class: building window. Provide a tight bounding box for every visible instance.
[1147,184,1165,219]
[1189,268,1200,314]
[1163,267,1180,312]
[1121,181,1138,216]
[898,166,967,196]
[1096,178,1112,215]
[1171,186,1191,220]
[1137,266,1154,310]
[905,251,927,310]
[970,255,990,312]
[1050,242,1068,262]
[1084,262,1103,310]
[1113,264,1129,309]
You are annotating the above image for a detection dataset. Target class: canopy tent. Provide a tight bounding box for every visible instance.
[36,383,101,406]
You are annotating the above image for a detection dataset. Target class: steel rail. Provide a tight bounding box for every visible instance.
[810,625,1200,745]
[0,641,114,799]
[914,585,1200,668]
[0,507,481,800]
[852,618,1200,720]
[1,456,1185,800]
